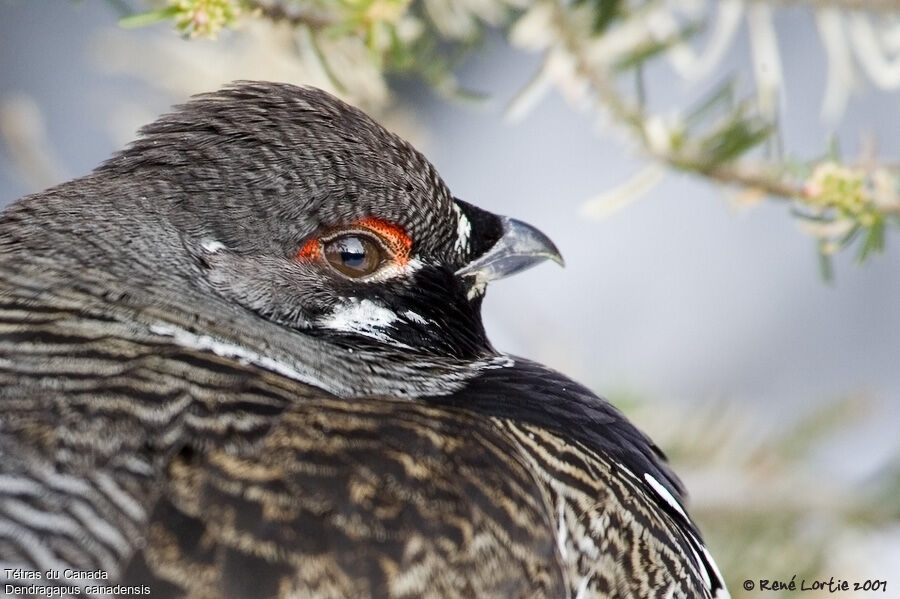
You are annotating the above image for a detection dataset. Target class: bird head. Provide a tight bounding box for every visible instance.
[92,82,562,362]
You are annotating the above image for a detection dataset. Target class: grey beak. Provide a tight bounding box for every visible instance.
[455,216,564,282]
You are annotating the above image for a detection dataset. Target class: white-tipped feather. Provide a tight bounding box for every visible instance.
[452,203,471,253]
[644,473,689,520]
[644,473,730,598]
[402,310,428,325]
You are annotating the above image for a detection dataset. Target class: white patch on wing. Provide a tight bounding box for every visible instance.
[688,543,711,588]
[321,299,401,344]
[644,473,689,520]
[643,473,731,598]
[701,542,731,599]
[453,202,471,253]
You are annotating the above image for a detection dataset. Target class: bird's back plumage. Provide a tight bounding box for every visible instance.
[0,82,727,599]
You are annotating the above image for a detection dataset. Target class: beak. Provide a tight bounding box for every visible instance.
[455,216,564,282]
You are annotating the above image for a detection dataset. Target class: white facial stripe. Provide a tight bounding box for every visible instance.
[316,255,429,344]
[319,300,437,346]
[452,202,471,253]
[321,299,399,344]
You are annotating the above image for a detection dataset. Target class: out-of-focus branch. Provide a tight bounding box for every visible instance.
[533,0,900,267]
[244,1,338,29]
[669,158,803,199]
[542,1,798,200]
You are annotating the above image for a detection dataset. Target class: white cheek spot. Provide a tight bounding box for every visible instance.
[453,203,471,253]
[200,239,226,254]
[321,299,401,344]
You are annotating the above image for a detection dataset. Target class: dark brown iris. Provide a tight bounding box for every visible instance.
[322,233,386,278]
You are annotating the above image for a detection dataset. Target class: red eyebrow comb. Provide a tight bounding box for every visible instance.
[295,218,412,264]
[355,218,412,264]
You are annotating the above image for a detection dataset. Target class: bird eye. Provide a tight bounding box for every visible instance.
[322,234,386,278]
